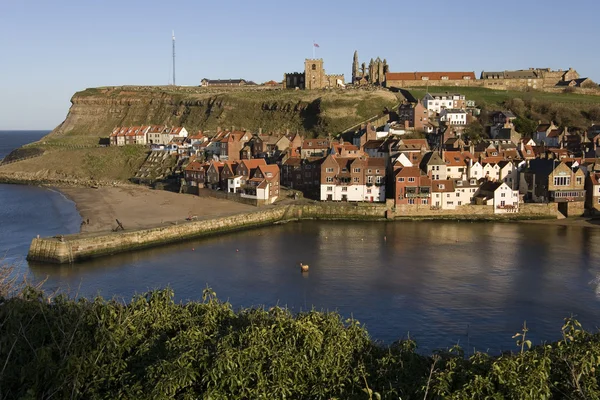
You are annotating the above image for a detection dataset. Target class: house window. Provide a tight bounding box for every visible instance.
[422,199,428,204]
[447,201,454,205]
[376,176,382,183]
[408,177,415,182]
[367,189,372,194]
[446,194,450,198]
[577,177,582,185]
[456,192,460,197]
[368,176,373,183]
[353,168,361,173]
[398,177,405,182]
[368,169,372,173]
[501,193,506,197]
[342,187,348,192]
[327,186,333,191]
[458,201,462,205]
[326,167,334,173]
[353,177,359,183]
[439,184,445,189]
[326,177,333,183]
[408,198,415,204]
[554,176,571,186]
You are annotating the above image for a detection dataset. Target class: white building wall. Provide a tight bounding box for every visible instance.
[446,166,467,180]
[494,183,519,213]
[227,177,243,193]
[320,184,385,202]
[482,164,500,181]
[469,163,483,180]
[500,164,518,189]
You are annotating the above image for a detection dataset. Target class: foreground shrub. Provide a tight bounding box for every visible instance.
[1,286,600,399]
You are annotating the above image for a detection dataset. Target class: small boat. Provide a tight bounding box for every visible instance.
[300,262,309,272]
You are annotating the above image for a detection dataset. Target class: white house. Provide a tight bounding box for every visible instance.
[443,151,473,179]
[240,164,281,204]
[227,175,244,193]
[423,93,465,115]
[477,181,519,213]
[452,178,480,208]
[468,160,483,180]
[499,161,518,189]
[439,109,467,125]
[482,162,501,181]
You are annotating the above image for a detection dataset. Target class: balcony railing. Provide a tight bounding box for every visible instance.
[405,193,430,198]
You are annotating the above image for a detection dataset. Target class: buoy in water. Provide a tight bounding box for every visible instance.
[300,262,309,272]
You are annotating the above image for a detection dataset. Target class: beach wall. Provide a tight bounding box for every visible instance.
[28,202,557,264]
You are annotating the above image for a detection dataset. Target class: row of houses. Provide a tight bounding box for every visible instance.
[184,158,281,204]
[110,126,189,146]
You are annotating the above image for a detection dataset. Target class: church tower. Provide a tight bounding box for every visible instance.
[305,59,325,90]
[352,50,359,84]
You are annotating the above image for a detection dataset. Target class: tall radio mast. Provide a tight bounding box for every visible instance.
[172,30,176,86]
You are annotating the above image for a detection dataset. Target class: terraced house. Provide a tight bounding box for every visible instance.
[319,155,386,202]
[394,167,431,206]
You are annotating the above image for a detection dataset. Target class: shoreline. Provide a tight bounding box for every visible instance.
[3,178,599,232]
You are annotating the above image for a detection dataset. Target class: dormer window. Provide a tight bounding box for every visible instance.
[457,181,463,186]
[439,184,445,189]
[470,179,476,185]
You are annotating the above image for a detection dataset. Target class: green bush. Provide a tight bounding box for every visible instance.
[1,286,600,399]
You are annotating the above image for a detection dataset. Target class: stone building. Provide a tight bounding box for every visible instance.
[283,59,345,90]
[352,51,388,86]
[385,71,477,88]
[480,68,581,89]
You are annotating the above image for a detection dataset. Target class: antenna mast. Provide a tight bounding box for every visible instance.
[172,30,176,86]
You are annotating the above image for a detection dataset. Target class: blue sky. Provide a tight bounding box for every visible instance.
[1,0,598,130]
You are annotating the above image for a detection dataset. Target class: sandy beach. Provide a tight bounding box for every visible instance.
[59,185,256,233]
[57,184,600,234]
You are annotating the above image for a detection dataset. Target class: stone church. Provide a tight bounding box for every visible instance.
[352,51,388,86]
[283,59,345,90]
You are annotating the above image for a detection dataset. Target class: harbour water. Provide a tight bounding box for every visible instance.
[2,130,600,353]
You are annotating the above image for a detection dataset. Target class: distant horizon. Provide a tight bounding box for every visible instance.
[3,0,599,130]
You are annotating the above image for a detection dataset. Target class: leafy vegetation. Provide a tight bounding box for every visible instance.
[2,278,600,399]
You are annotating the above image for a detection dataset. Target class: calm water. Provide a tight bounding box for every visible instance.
[0,131,81,268]
[3,130,600,353]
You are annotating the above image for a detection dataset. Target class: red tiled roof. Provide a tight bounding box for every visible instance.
[185,161,205,172]
[431,180,454,193]
[258,164,280,181]
[386,71,476,81]
[366,157,386,168]
[394,166,422,177]
[302,139,330,149]
[444,151,473,167]
[241,159,267,169]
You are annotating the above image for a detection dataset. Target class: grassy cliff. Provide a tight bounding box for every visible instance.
[0,86,398,184]
[50,86,399,144]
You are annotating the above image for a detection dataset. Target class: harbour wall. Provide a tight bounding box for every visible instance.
[27,202,558,264]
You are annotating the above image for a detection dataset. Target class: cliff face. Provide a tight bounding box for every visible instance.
[0,86,397,184]
[49,86,398,143]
